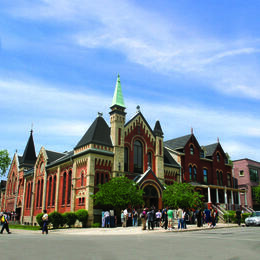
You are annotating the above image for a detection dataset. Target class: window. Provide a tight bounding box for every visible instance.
[217,153,220,162]
[148,152,152,169]
[189,166,192,181]
[134,140,143,173]
[105,174,109,183]
[52,176,56,206]
[101,173,104,185]
[124,147,129,171]
[48,177,52,206]
[26,183,30,208]
[118,128,121,145]
[217,171,219,185]
[227,174,231,187]
[219,172,223,186]
[67,171,72,205]
[81,172,84,187]
[239,170,244,177]
[250,168,259,182]
[203,169,208,184]
[62,172,67,205]
[40,180,43,208]
[193,166,197,181]
[36,181,40,207]
[190,145,194,155]
[96,173,100,185]
[200,150,205,158]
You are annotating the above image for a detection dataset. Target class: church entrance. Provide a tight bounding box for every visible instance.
[143,185,159,209]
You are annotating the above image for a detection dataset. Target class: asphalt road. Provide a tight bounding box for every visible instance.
[0,227,259,260]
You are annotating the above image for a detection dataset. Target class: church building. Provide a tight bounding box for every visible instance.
[0,76,244,226]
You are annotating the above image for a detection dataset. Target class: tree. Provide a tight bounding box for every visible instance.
[92,177,144,209]
[253,185,260,204]
[162,182,204,209]
[0,150,11,179]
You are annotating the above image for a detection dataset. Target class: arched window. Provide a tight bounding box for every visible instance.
[62,172,67,205]
[124,147,129,172]
[48,177,52,206]
[134,140,143,173]
[189,166,192,180]
[101,173,104,185]
[217,153,220,162]
[67,171,72,205]
[36,180,40,208]
[40,180,43,208]
[26,183,30,208]
[219,171,223,186]
[52,175,56,206]
[81,172,84,187]
[148,152,152,169]
[193,166,197,181]
[105,173,109,183]
[216,171,219,185]
[96,173,100,185]
[190,145,194,155]
[203,169,208,184]
[29,182,33,209]
[227,173,231,187]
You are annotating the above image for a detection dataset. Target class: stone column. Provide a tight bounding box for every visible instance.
[20,178,27,223]
[224,188,228,204]
[55,166,60,211]
[71,161,77,212]
[231,191,234,204]
[86,156,95,226]
[238,191,241,206]
[216,188,219,203]
[208,187,211,203]
[42,170,47,210]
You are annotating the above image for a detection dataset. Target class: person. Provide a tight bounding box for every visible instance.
[177,207,183,230]
[42,210,48,235]
[167,207,174,231]
[236,209,242,226]
[127,210,132,227]
[104,210,110,228]
[147,208,155,230]
[210,208,216,228]
[182,209,187,229]
[204,208,211,227]
[123,208,128,227]
[141,208,147,230]
[0,212,11,234]
[196,208,202,227]
[155,209,162,227]
[121,210,124,227]
[132,209,138,227]
[162,207,168,230]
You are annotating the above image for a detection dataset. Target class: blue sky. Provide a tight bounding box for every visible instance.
[0,0,260,165]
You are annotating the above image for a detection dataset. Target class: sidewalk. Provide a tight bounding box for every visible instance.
[9,223,240,236]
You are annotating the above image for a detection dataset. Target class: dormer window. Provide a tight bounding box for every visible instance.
[200,150,205,158]
[190,145,194,155]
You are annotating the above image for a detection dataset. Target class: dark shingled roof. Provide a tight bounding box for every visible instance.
[164,148,180,167]
[18,156,23,165]
[45,150,67,165]
[154,120,164,137]
[75,116,112,149]
[46,151,74,168]
[164,134,191,151]
[20,131,37,166]
[202,143,218,157]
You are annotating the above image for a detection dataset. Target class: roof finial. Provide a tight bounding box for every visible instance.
[31,123,33,134]
[136,105,140,113]
[98,112,103,117]
[191,127,193,135]
[217,137,220,143]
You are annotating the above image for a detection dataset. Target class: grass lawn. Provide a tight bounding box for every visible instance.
[9,224,41,230]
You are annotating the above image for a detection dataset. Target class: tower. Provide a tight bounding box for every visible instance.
[154,120,164,180]
[109,75,126,177]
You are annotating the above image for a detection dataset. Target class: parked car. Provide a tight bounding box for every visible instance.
[245,211,260,226]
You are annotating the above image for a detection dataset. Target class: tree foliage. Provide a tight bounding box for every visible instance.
[163,182,204,209]
[92,177,144,209]
[253,185,260,204]
[0,150,11,178]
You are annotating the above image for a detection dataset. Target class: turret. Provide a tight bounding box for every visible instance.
[154,120,164,180]
[109,75,126,177]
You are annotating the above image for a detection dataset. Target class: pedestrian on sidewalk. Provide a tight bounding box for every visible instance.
[0,212,11,234]
[161,207,168,230]
[236,209,242,226]
[210,208,216,228]
[167,207,174,231]
[177,207,183,230]
[141,208,147,230]
[42,210,48,235]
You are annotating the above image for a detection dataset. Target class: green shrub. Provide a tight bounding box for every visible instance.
[36,213,44,228]
[91,223,101,228]
[75,209,88,228]
[223,211,236,223]
[242,213,251,223]
[49,211,63,229]
[63,212,77,228]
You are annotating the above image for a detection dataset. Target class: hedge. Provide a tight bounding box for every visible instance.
[75,209,88,228]
[62,212,77,228]
[49,211,63,229]
[36,213,44,228]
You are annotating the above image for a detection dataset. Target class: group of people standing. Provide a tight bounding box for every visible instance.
[121,208,139,227]
[196,207,218,228]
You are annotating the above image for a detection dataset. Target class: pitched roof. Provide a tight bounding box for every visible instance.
[202,143,218,157]
[154,120,164,137]
[74,116,112,149]
[45,150,67,164]
[164,148,180,167]
[20,131,37,166]
[111,75,125,108]
[46,150,73,168]
[164,134,191,150]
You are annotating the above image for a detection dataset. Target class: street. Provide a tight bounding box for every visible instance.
[0,227,259,260]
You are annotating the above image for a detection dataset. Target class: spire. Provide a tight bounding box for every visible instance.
[154,120,164,137]
[111,75,126,108]
[191,127,194,135]
[21,130,37,168]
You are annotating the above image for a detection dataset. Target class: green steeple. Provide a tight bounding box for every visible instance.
[111,75,125,108]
